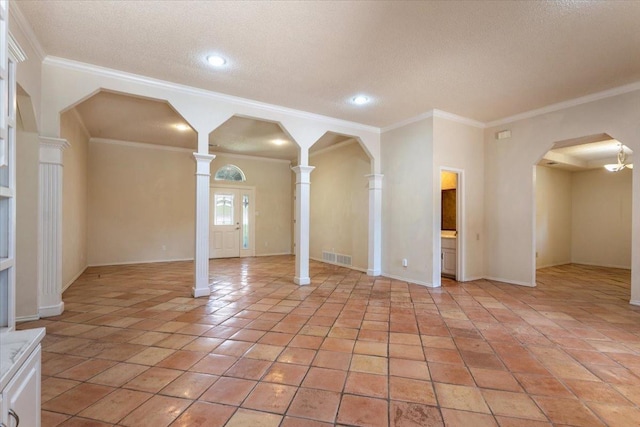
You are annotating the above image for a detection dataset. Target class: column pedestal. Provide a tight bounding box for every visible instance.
[193,153,215,297]
[38,137,69,317]
[292,165,314,285]
[366,174,383,276]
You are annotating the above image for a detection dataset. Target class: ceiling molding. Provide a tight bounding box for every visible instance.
[486,81,640,128]
[90,137,194,154]
[8,33,27,63]
[43,56,381,135]
[381,110,435,134]
[210,151,292,164]
[9,2,45,60]
[433,109,485,129]
[309,138,358,158]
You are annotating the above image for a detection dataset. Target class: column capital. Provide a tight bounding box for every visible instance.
[365,173,384,189]
[291,165,315,184]
[39,136,70,165]
[193,153,216,176]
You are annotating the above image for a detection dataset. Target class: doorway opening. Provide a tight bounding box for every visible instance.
[210,185,255,258]
[439,169,462,281]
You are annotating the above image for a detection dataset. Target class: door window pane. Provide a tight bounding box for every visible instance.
[214,194,234,225]
[242,195,249,249]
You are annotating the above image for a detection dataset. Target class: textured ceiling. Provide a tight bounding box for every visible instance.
[539,139,634,172]
[17,1,640,126]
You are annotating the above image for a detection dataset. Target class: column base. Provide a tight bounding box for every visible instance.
[39,301,64,318]
[294,276,311,286]
[192,286,211,298]
[367,269,382,277]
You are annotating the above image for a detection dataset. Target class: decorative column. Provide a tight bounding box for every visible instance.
[366,174,383,276]
[39,137,70,317]
[292,165,314,285]
[193,152,215,297]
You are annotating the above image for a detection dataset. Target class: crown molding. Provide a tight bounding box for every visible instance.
[381,110,435,133]
[9,2,45,61]
[433,109,485,128]
[211,151,292,164]
[309,138,358,158]
[8,33,27,63]
[43,56,381,135]
[486,81,640,128]
[90,137,194,154]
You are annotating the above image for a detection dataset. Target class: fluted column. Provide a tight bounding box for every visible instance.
[292,165,314,285]
[366,174,383,276]
[193,152,215,297]
[39,137,69,317]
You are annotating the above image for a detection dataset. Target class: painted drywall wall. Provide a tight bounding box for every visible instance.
[15,117,39,319]
[572,168,632,268]
[87,141,195,266]
[433,116,485,283]
[381,117,434,285]
[61,110,88,288]
[309,140,369,270]
[210,154,292,256]
[535,165,572,269]
[484,89,640,299]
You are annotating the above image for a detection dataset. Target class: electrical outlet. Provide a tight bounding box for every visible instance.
[402,258,408,267]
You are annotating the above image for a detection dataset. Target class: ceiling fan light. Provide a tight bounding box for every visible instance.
[604,164,620,172]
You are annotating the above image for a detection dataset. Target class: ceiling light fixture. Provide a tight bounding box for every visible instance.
[604,143,633,172]
[207,55,227,67]
[272,139,286,146]
[351,95,370,105]
[174,123,191,131]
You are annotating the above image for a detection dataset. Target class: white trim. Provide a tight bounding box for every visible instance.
[310,257,367,273]
[630,300,640,307]
[192,286,210,298]
[88,258,193,267]
[71,108,91,140]
[9,3,45,60]
[43,56,381,134]
[486,81,640,128]
[211,151,291,164]
[381,111,435,133]
[8,33,27,63]
[16,314,40,323]
[461,276,484,282]
[62,266,87,292]
[382,273,435,288]
[39,302,64,318]
[569,261,631,270]
[257,252,293,257]
[484,276,536,287]
[535,261,571,270]
[433,109,485,128]
[90,137,194,153]
[309,138,358,158]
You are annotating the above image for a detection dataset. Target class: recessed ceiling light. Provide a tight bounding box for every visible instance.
[207,55,227,67]
[272,139,286,146]
[352,95,370,105]
[174,123,191,131]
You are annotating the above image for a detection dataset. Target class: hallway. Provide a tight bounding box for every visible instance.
[20,257,640,426]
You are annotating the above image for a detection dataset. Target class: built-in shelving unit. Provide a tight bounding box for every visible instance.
[0,0,16,332]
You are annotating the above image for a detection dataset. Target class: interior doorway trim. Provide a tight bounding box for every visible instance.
[434,167,465,286]
[210,184,256,258]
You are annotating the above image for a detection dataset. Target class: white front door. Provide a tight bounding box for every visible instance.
[210,189,241,258]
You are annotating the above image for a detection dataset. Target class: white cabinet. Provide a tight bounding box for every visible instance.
[1,346,41,427]
[441,237,457,278]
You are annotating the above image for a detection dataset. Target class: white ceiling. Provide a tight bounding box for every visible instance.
[17,1,640,127]
[539,139,634,172]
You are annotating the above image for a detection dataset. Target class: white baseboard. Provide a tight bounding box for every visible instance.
[16,314,40,323]
[88,257,194,267]
[367,269,382,276]
[39,302,64,318]
[309,257,367,273]
[484,276,536,287]
[382,272,435,287]
[630,300,640,307]
[63,265,88,292]
[536,262,571,270]
[570,261,631,270]
[461,275,484,282]
[256,252,292,257]
[192,287,210,298]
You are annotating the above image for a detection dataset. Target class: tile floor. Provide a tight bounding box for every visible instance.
[18,257,640,426]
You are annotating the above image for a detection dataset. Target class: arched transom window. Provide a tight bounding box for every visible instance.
[214,164,246,182]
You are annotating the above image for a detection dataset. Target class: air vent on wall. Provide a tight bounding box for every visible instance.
[322,251,352,267]
[322,251,336,263]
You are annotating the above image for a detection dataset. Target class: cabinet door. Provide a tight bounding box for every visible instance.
[442,249,457,276]
[4,345,41,427]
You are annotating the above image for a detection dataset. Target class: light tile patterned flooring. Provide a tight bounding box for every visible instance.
[18,257,640,426]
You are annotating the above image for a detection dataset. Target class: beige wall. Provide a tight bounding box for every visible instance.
[87,141,195,265]
[309,141,369,270]
[381,118,434,285]
[15,117,39,319]
[484,89,640,296]
[210,154,292,256]
[434,116,485,282]
[571,168,632,268]
[61,110,88,288]
[535,166,572,268]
